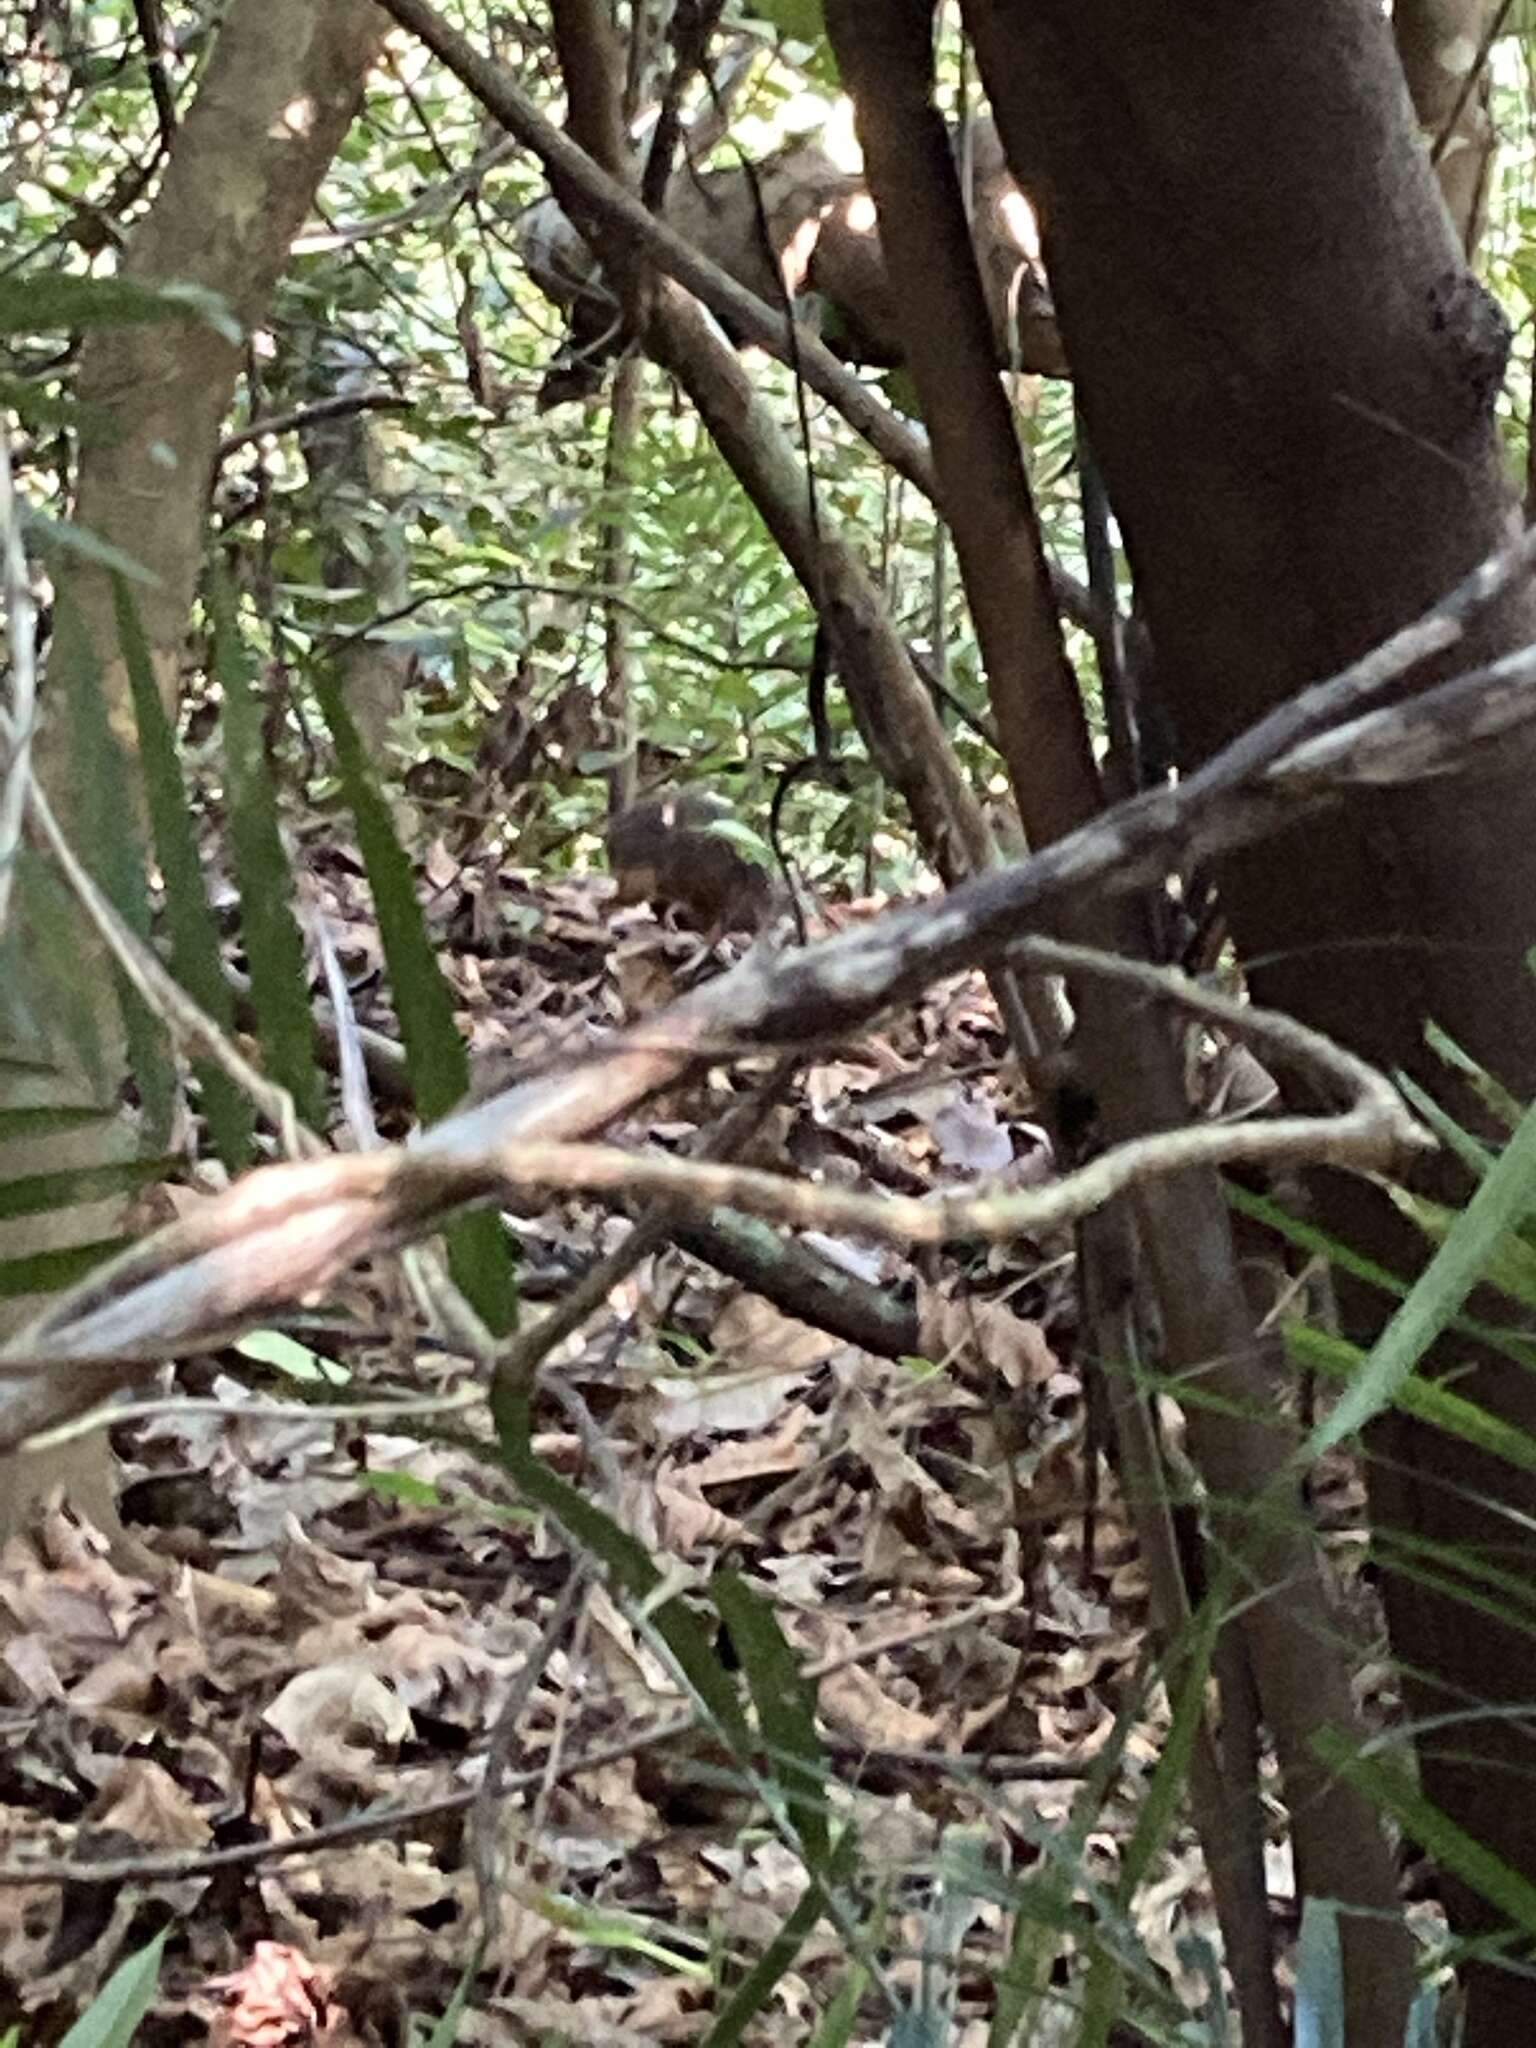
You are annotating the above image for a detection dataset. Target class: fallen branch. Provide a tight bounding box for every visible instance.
[0,938,1424,1408]
[5,532,1535,1443]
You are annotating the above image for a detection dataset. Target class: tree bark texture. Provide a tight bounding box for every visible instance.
[0,0,385,1540]
[69,0,386,714]
[825,6,1404,2037]
[964,2,1536,2035]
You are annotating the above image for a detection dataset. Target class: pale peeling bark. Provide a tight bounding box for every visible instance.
[0,0,385,1542]
[1394,0,1502,254]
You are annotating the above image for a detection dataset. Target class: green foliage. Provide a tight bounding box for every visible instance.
[1305,1088,1536,1460]
[490,1370,749,1753]
[701,1842,860,2048]
[13,15,1536,2045]
[116,576,255,1172]
[234,1328,349,1384]
[211,572,327,1133]
[55,1927,168,2048]
[313,661,517,1334]
[0,1236,132,1300]
[0,273,239,341]
[712,1568,831,1870]
[1318,1728,1536,1959]
[48,600,174,1144]
[0,1158,174,1221]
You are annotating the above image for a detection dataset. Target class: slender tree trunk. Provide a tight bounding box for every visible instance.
[297,342,413,766]
[1394,0,1503,255]
[0,0,385,1541]
[964,3,1536,2037]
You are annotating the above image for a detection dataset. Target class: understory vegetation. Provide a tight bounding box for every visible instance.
[5,5,1536,2046]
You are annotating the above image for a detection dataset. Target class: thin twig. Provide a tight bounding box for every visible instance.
[471,1564,590,1948]
[25,778,314,1155]
[218,391,411,461]
[25,1385,487,1451]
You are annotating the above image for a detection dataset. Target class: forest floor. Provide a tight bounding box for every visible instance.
[0,851,1389,2048]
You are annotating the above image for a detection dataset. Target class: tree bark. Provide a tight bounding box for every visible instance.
[0,0,385,1541]
[1394,0,1503,255]
[295,341,413,766]
[824,7,1404,2038]
[964,2,1536,2037]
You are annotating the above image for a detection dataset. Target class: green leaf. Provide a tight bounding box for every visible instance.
[1229,1182,1536,1371]
[701,1831,861,2048]
[1,858,111,1088]
[1077,1586,1226,2048]
[418,1937,486,2048]
[0,1237,131,1298]
[0,1157,174,1222]
[234,1328,348,1383]
[0,373,89,435]
[988,1692,1141,2048]
[0,1049,69,1078]
[49,600,175,1146]
[880,367,924,420]
[741,0,819,40]
[116,576,254,1172]
[1424,1019,1525,1132]
[741,0,839,83]
[711,1569,829,1869]
[806,1950,874,2048]
[1316,1728,1536,1938]
[491,1374,748,1750]
[312,663,516,1336]
[700,816,773,864]
[1385,1185,1536,1311]
[1288,1322,1536,1479]
[0,272,240,340]
[1395,1071,1497,1182]
[357,1469,443,1507]
[526,1888,709,1973]
[55,1927,169,2048]
[0,1104,117,1140]
[1304,1090,1536,1459]
[29,515,157,583]
[212,570,326,1131]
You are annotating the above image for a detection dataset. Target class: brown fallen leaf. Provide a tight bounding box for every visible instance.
[686,1406,813,1490]
[87,1758,211,1849]
[651,1477,755,1553]
[820,1661,945,1749]
[713,1291,844,1375]
[917,1284,1062,1386]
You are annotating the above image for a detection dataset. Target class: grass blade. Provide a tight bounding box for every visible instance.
[313,663,516,1335]
[115,575,253,1170]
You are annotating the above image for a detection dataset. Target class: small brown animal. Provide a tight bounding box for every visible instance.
[606,787,773,933]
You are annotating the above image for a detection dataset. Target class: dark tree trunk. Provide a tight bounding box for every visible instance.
[964,2,1536,2037]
